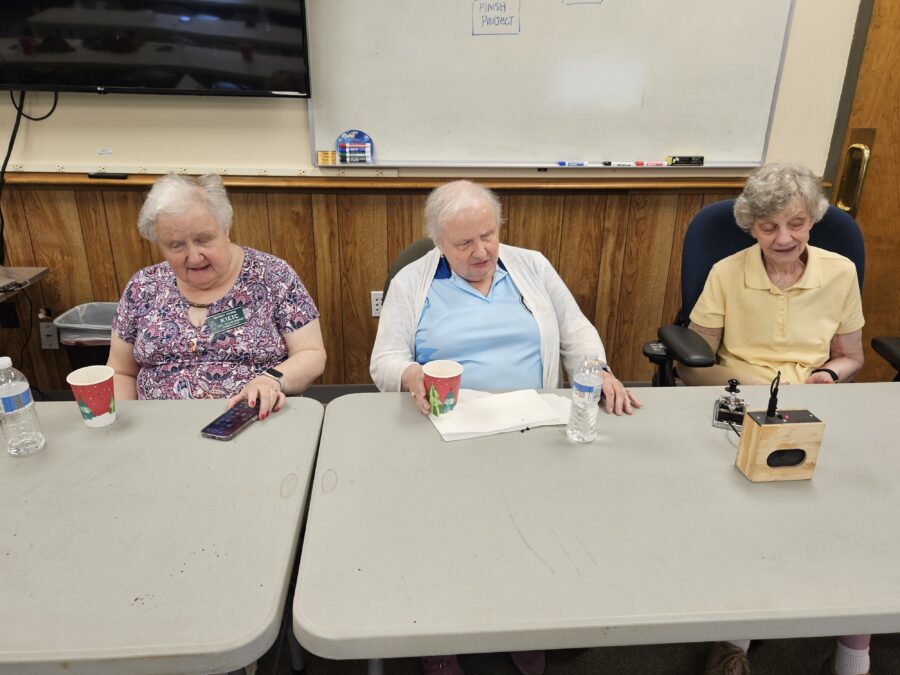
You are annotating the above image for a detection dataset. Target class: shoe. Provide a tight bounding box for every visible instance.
[421,655,465,675]
[819,653,870,675]
[510,650,546,675]
[704,642,750,675]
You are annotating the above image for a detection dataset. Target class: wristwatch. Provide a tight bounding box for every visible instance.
[262,367,285,388]
[811,367,839,382]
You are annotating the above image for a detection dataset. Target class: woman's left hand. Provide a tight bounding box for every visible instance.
[229,375,286,420]
[601,374,641,415]
[804,371,837,384]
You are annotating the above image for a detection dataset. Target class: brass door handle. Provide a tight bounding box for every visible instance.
[836,143,871,214]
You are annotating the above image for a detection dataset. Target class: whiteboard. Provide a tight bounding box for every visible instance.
[307,0,793,167]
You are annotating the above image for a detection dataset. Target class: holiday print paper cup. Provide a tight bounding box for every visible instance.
[422,360,463,417]
[66,365,116,428]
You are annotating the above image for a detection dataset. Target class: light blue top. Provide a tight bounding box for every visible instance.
[414,258,543,390]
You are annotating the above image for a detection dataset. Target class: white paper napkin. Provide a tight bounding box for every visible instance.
[429,389,571,441]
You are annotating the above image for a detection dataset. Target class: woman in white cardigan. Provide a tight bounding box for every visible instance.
[370,181,640,675]
[370,180,639,420]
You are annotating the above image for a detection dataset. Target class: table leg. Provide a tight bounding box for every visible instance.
[368,658,384,675]
[288,630,305,672]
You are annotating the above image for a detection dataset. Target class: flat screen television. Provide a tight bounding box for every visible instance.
[0,1,310,97]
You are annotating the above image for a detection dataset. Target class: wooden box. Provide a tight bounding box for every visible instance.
[735,409,824,482]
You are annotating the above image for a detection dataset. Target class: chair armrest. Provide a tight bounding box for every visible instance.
[658,325,716,368]
[872,336,900,372]
[642,340,669,364]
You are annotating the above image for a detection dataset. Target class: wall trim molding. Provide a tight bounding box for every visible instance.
[4,173,749,192]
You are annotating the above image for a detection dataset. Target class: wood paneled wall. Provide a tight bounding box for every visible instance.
[1,183,893,391]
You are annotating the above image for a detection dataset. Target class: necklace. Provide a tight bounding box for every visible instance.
[184,298,211,309]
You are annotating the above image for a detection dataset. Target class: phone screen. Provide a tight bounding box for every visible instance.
[200,401,259,441]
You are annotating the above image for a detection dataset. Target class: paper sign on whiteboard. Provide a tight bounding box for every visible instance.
[472,0,520,35]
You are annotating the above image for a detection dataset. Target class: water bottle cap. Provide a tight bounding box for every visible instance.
[0,356,11,370]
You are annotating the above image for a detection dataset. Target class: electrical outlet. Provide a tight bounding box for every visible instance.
[39,319,59,350]
[337,169,346,177]
[374,169,384,177]
[370,291,383,317]
[55,164,65,172]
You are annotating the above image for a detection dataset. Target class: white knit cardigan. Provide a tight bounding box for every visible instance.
[369,244,607,391]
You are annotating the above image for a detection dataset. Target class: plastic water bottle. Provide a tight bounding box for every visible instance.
[566,356,605,443]
[0,356,46,456]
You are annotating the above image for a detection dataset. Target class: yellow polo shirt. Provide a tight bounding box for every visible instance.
[690,244,864,384]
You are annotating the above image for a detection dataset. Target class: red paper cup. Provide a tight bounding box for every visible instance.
[18,36,34,56]
[422,360,463,417]
[66,365,116,428]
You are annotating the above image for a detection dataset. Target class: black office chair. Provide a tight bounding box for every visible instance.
[872,336,900,382]
[643,199,865,386]
[383,237,435,300]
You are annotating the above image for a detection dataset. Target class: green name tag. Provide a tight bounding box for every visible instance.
[206,307,247,334]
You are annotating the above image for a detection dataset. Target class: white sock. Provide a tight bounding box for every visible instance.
[726,639,751,652]
[834,642,870,675]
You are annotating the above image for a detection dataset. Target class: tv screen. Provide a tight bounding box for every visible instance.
[0,1,310,97]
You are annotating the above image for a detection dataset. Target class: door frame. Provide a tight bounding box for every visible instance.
[823,0,874,189]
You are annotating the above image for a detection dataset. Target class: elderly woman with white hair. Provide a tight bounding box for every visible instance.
[370,180,639,675]
[107,174,326,417]
[371,179,640,417]
[680,162,865,390]
[687,164,868,675]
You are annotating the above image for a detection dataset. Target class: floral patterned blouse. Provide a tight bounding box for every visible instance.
[112,247,319,400]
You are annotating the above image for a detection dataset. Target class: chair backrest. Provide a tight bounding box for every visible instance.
[678,199,865,324]
[383,237,435,299]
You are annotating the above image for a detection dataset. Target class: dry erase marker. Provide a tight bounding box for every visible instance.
[557,161,586,167]
[609,161,636,167]
[635,161,666,167]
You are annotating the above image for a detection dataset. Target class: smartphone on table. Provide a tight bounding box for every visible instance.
[200,400,259,441]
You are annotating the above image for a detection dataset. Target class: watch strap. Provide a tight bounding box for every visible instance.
[263,367,284,387]
[811,367,839,382]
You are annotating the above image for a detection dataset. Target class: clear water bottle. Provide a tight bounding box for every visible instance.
[566,355,605,443]
[0,356,46,456]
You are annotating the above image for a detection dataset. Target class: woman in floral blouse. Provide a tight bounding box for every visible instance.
[108,173,326,418]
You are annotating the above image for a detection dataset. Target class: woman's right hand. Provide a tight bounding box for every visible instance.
[229,374,285,419]
[401,363,429,415]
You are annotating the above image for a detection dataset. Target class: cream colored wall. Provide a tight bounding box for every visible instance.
[2,95,311,176]
[1,0,860,177]
[765,0,862,170]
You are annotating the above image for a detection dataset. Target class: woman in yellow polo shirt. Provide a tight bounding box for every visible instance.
[686,163,869,675]
[681,162,864,388]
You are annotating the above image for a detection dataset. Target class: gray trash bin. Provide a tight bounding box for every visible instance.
[53,302,118,369]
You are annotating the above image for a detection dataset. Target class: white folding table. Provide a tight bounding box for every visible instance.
[294,384,900,661]
[1,398,323,675]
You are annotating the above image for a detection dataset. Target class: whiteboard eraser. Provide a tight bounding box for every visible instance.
[666,155,704,166]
